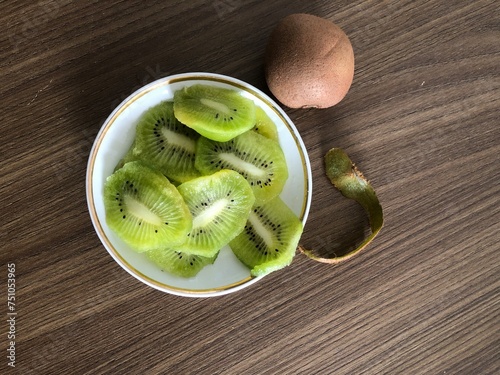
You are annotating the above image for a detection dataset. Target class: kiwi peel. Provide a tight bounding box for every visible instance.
[104,84,383,279]
[299,148,383,263]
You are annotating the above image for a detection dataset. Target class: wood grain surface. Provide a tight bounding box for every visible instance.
[1,0,499,374]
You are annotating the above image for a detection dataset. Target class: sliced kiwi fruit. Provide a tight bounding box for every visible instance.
[175,169,255,257]
[229,196,303,277]
[134,101,201,183]
[173,84,256,142]
[104,161,192,252]
[195,130,288,204]
[252,106,279,141]
[147,247,217,278]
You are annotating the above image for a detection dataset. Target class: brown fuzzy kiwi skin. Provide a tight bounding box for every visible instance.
[264,13,354,109]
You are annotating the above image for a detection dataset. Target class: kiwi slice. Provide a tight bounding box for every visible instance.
[229,196,303,277]
[134,101,201,183]
[147,248,217,278]
[175,169,255,257]
[104,161,192,252]
[173,84,256,142]
[252,106,279,141]
[195,131,288,204]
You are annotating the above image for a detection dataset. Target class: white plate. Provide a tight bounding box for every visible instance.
[86,72,312,297]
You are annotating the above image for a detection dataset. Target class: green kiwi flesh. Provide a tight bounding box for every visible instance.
[175,169,255,257]
[229,196,303,277]
[103,84,299,277]
[252,106,279,141]
[104,161,192,252]
[147,248,217,278]
[134,101,201,183]
[173,84,256,142]
[195,130,288,204]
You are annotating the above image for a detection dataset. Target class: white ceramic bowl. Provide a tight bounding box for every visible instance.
[86,72,312,297]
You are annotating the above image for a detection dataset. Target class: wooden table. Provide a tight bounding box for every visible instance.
[2,1,498,373]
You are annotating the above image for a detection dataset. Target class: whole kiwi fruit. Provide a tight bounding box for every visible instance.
[265,13,354,109]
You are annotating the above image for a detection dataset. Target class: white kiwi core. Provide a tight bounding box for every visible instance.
[124,195,162,226]
[160,127,196,153]
[219,153,266,178]
[200,98,230,114]
[193,199,229,227]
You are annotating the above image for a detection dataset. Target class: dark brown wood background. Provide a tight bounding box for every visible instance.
[1,0,498,374]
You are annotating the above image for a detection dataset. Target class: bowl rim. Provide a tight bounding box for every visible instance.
[86,72,312,297]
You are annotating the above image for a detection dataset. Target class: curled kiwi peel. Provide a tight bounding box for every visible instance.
[299,148,383,263]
